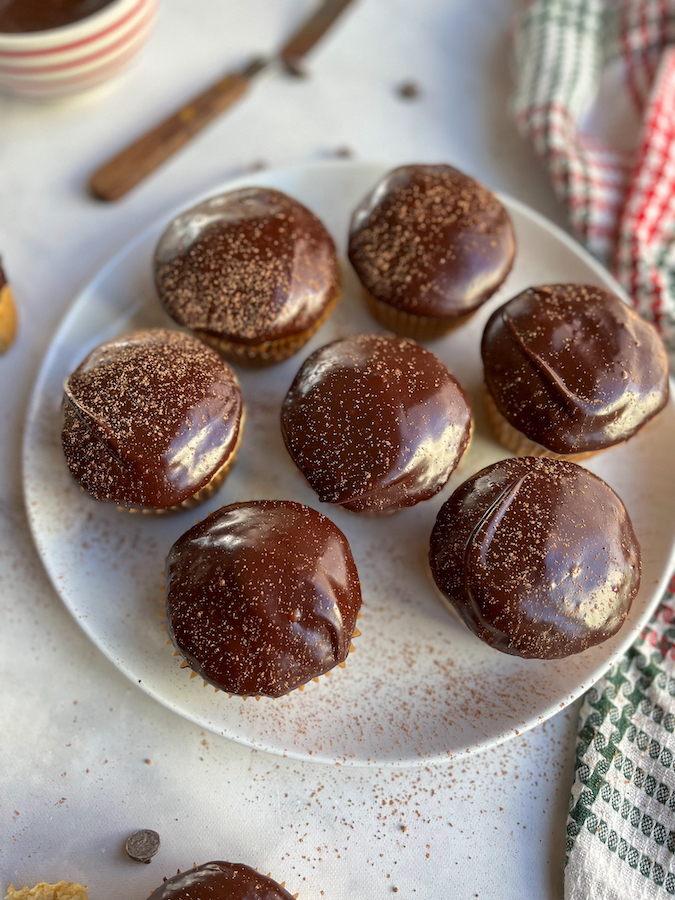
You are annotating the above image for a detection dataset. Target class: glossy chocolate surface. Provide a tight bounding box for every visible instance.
[281,333,472,513]
[148,861,295,900]
[154,187,339,345]
[429,457,641,659]
[348,164,515,319]
[165,501,362,697]
[0,0,113,32]
[482,284,670,454]
[62,329,242,509]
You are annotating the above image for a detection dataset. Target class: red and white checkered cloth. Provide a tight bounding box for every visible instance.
[513,0,675,361]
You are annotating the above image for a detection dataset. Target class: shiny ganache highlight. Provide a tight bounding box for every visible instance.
[62,329,242,510]
[147,861,295,900]
[281,333,472,513]
[154,187,339,346]
[165,501,362,697]
[0,0,113,32]
[429,457,641,659]
[348,164,515,320]
[482,284,670,455]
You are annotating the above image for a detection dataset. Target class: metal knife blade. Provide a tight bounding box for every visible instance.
[280,0,356,74]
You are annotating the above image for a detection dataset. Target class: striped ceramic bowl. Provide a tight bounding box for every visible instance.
[0,0,157,98]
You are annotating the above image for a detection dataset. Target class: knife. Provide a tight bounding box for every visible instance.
[90,0,355,202]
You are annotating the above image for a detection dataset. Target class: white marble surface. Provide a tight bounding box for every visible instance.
[0,1,580,896]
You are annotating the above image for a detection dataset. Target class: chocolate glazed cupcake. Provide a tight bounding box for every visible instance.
[154,187,340,366]
[148,861,296,900]
[281,333,473,514]
[165,501,362,698]
[62,329,243,512]
[482,284,670,459]
[348,164,515,339]
[429,458,641,659]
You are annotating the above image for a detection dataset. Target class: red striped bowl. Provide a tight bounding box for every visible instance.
[0,0,157,98]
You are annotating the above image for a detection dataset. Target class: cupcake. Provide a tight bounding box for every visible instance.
[62,329,243,512]
[0,258,17,354]
[154,187,340,366]
[165,501,362,697]
[148,861,296,899]
[429,457,641,659]
[281,333,472,514]
[6,884,87,900]
[348,164,515,339]
[482,284,670,459]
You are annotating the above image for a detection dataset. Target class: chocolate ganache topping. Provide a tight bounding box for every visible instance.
[154,187,339,345]
[165,501,362,697]
[348,164,515,318]
[281,333,472,513]
[62,329,242,509]
[0,0,113,33]
[148,861,295,900]
[429,457,641,659]
[482,284,670,455]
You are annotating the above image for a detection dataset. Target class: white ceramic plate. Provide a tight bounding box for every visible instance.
[23,161,675,767]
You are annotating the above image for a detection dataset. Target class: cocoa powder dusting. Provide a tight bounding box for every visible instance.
[165,501,362,697]
[62,329,242,509]
[155,188,339,345]
[281,333,472,513]
[348,164,515,318]
[482,283,670,454]
[430,457,641,659]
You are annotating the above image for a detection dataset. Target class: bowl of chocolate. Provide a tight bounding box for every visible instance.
[0,0,157,98]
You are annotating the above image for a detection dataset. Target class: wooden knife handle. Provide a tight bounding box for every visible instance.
[90,72,251,202]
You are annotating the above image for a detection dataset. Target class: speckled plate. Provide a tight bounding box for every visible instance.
[23,161,675,767]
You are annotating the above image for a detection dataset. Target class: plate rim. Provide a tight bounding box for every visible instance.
[22,158,675,768]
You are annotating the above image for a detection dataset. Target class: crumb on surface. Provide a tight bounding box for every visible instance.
[397,80,421,99]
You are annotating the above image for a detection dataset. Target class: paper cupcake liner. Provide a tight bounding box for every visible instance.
[196,287,341,368]
[483,385,601,463]
[162,584,363,699]
[120,410,245,516]
[362,287,474,340]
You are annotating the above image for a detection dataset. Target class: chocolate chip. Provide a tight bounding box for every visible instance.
[397,80,421,100]
[125,829,160,863]
[334,146,354,159]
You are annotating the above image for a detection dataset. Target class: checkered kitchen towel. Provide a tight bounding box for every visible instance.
[513,2,675,897]
[514,0,675,361]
